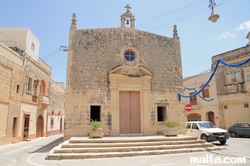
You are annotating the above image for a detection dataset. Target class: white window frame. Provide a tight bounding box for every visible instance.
[31,42,35,51]
[225,69,242,84]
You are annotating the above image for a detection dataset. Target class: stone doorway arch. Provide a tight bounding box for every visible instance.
[187,113,201,121]
[108,65,152,135]
[36,115,44,137]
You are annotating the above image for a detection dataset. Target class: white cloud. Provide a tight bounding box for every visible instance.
[236,20,250,31]
[214,31,236,40]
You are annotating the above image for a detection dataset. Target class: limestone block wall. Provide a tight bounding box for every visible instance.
[64,27,184,139]
[212,45,250,95]
[68,28,182,93]
[0,43,23,145]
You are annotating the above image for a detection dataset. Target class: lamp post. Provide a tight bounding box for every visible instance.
[208,0,220,23]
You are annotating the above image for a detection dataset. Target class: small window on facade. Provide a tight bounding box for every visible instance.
[157,106,166,122]
[246,74,250,82]
[124,51,135,62]
[224,105,228,109]
[31,42,35,51]
[90,106,101,121]
[50,117,54,129]
[189,92,197,105]
[244,103,249,108]
[28,77,32,91]
[16,85,20,94]
[202,88,210,98]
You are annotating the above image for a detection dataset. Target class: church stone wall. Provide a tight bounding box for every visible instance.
[69,28,182,93]
[64,27,185,139]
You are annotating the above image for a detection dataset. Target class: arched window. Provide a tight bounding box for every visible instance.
[40,80,46,95]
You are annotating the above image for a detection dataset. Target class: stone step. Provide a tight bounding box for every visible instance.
[68,136,198,143]
[46,135,225,160]
[46,147,226,160]
[55,143,213,153]
[62,139,205,148]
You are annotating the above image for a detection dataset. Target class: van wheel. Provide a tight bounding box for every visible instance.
[231,132,237,137]
[201,135,208,142]
[220,140,226,145]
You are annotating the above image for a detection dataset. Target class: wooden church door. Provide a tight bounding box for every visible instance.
[119,91,141,134]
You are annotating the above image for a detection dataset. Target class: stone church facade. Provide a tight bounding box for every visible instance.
[64,5,186,139]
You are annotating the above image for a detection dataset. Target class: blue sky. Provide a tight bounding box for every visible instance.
[1,0,250,83]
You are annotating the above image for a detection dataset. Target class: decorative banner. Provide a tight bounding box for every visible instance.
[178,57,250,102]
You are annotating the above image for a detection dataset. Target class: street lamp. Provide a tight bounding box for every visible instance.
[208,0,220,23]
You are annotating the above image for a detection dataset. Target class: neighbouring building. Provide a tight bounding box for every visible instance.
[0,42,24,145]
[64,5,186,139]
[212,38,250,130]
[47,80,65,136]
[183,72,222,127]
[183,33,250,130]
[0,27,65,145]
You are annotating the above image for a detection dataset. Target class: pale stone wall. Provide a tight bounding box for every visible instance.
[211,45,250,130]
[47,114,61,131]
[47,80,65,134]
[183,72,221,127]
[0,103,8,137]
[212,45,250,95]
[64,25,185,139]
[220,93,250,130]
[0,42,23,145]
[0,60,12,101]
[0,43,23,65]
[68,28,182,93]
[22,55,51,101]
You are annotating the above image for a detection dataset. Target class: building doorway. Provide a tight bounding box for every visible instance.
[23,114,30,140]
[12,117,17,137]
[90,106,101,121]
[119,91,140,134]
[36,115,43,137]
[60,118,62,133]
[208,111,215,125]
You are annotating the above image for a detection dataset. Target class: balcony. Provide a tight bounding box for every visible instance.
[224,83,245,94]
[38,95,49,110]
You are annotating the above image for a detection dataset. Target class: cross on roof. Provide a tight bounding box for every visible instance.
[125,4,131,13]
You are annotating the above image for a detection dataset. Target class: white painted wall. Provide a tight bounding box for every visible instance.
[0,28,40,61]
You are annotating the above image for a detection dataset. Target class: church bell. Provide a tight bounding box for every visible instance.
[126,19,129,25]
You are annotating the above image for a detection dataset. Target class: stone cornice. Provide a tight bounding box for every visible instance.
[212,45,250,67]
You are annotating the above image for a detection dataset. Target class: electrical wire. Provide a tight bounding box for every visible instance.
[40,47,60,60]
[136,0,204,27]
[146,0,230,32]
[149,8,209,32]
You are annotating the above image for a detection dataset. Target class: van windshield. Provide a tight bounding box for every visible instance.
[198,122,214,128]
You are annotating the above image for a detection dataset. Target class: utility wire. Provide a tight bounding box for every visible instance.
[149,8,209,32]
[147,0,230,32]
[136,0,204,27]
[40,47,60,60]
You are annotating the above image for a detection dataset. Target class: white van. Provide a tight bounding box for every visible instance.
[186,121,229,145]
